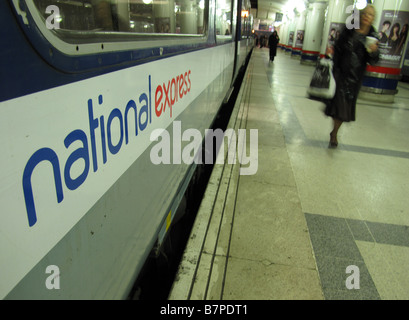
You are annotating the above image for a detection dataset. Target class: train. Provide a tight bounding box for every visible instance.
[0,0,254,299]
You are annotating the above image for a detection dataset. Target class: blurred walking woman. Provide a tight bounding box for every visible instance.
[269,31,280,62]
[325,5,380,147]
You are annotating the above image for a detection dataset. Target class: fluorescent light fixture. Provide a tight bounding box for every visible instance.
[355,0,367,10]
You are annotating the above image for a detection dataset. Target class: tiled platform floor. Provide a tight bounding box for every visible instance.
[170,47,409,300]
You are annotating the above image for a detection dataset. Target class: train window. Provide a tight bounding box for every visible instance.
[241,16,250,39]
[215,0,232,37]
[240,4,251,39]
[30,0,207,38]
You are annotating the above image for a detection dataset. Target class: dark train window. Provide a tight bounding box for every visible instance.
[31,0,206,36]
[215,0,232,37]
[240,2,252,39]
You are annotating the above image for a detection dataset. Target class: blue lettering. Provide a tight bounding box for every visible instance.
[99,95,107,164]
[22,76,153,227]
[64,130,90,190]
[22,148,64,227]
[139,93,149,131]
[107,108,124,155]
[100,115,107,164]
[88,98,99,172]
[149,75,152,124]
[125,100,138,144]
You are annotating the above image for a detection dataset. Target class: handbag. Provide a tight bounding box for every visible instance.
[307,58,336,100]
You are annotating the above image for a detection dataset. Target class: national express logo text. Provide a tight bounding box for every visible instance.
[22,72,192,227]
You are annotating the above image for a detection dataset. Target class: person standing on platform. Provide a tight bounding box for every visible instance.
[269,31,280,62]
[324,4,380,148]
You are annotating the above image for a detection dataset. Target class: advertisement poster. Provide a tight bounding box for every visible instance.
[288,31,294,46]
[326,22,345,54]
[377,10,409,68]
[295,30,304,48]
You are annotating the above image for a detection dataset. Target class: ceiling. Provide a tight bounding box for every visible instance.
[251,0,370,22]
[251,0,307,21]
[251,0,288,20]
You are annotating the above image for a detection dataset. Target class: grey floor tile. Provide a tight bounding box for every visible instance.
[346,219,375,242]
[315,256,380,300]
[309,232,364,261]
[323,288,381,300]
[366,221,409,247]
[305,213,351,239]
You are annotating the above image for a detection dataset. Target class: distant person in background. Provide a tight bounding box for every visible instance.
[259,35,264,48]
[268,31,280,62]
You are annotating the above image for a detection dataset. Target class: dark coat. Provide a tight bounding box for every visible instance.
[269,33,280,57]
[325,26,380,122]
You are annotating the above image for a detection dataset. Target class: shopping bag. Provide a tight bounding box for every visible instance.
[307,58,336,99]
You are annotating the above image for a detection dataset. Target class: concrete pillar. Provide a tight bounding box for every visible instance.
[278,19,290,50]
[301,1,328,65]
[360,0,409,102]
[291,10,307,59]
[153,0,175,33]
[179,0,197,34]
[285,17,296,54]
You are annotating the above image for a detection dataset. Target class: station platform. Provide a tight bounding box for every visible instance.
[168,47,409,300]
